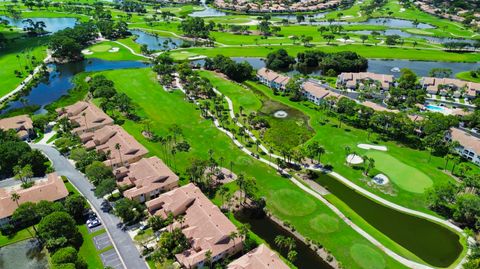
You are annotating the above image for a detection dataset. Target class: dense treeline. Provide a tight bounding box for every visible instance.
[203,55,254,82]
[49,22,98,60]
[265,49,368,75]
[0,129,48,178]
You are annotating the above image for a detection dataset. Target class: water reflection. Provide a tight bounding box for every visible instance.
[0,16,77,33]
[130,29,184,51]
[0,239,47,269]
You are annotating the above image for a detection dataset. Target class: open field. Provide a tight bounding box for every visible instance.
[94,67,410,269]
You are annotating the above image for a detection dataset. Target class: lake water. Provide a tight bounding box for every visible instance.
[194,57,479,77]
[130,29,184,51]
[0,239,47,269]
[349,29,477,46]
[235,208,333,269]
[315,173,463,267]
[1,59,149,114]
[0,16,77,33]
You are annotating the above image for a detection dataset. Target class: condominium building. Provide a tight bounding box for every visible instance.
[0,114,34,140]
[0,173,69,226]
[256,68,290,91]
[337,72,394,92]
[116,157,179,203]
[228,244,289,269]
[420,77,480,99]
[57,101,114,135]
[80,125,148,168]
[445,128,480,166]
[146,183,243,268]
[301,81,342,105]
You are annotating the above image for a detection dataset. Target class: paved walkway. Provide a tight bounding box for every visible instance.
[31,144,148,269]
[175,75,467,269]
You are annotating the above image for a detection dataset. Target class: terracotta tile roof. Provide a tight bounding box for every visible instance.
[58,101,114,134]
[449,128,480,153]
[0,115,33,137]
[146,183,242,268]
[257,68,281,82]
[228,244,289,269]
[361,101,399,113]
[302,81,330,99]
[119,157,179,200]
[0,173,69,220]
[421,77,480,96]
[81,125,148,168]
[338,72,394,90]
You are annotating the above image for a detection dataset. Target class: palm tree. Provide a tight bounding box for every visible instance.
[115,143,123,166]
[229,231,238,247]
[82,112,88,131]
[10,193,20,206]
[274,235,286,250]
[205,250,213,269]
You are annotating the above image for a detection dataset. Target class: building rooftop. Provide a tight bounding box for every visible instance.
[146,183,242,268]
[257,68,290,86]
[302,81,331,99]
[361,101,399,113]
[57,101,114,134]
[228,244,289,269]
[339,72,394,89]
[449,128,480,153]
[80,125,148,167]
[0,114,33,134]
[0,173,69,220]
[119,157,179,199]
[421,77,480,96]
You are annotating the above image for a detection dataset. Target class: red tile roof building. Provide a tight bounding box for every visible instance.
[420,77,480,99]
[116,157,179,203]
[228,244,289,269]
[0,115,34,140]
[256,68,290,91]
[0,173,69,225]
[445,128,480,166]
[57,101,114,135]
[337,72,394,91]
[80,125,148,169]
[146,183,243,268]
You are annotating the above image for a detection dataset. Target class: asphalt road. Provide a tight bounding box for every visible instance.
[31,144,148,269]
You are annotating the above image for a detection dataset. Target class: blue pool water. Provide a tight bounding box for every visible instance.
[426,104,447,112]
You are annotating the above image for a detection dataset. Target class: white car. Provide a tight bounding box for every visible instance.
[87,218,101,228]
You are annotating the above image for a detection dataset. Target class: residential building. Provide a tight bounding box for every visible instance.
[57,101,114,135]
[420,77,480,99]
[116,157,179,203]
[301,81,342,105]
[445,128,480,165]
[336,72,394,92]
[80,125,148,168]
[0,114,34,140]
[146,183,243,268]
[227,244,289,269]
[0,173,69,226]
[361,101,399,113]
[256,68,290,91]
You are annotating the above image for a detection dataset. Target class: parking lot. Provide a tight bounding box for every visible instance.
[100,249,124,269]
[93,233,112,250]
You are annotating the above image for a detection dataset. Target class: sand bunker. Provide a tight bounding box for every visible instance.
[346,154,363,165]
[372,174,389,185]
[108,47,120,53]
[81,49,93,55]
[358,144,387,151]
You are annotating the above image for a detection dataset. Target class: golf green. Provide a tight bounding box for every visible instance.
[350,244,386,269]
[90,44,112,52]
[365,151,433,193]
[269,189,317,217]
[309,214,339,233]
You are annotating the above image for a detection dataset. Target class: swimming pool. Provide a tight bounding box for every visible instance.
[426,104,450,114]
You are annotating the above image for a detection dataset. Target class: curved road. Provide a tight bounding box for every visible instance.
[31,144,148,269]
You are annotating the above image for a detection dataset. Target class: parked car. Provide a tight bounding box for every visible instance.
[87,218,101,228]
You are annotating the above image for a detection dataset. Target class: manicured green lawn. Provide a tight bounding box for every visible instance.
[95,67,408,269]
[0,227,34,247]
[455,71,480,83]
[78,225,107,268]
[365,151,433,193]
[0,35,48,97]
[85,41,145,61]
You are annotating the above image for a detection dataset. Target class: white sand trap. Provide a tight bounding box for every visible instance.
[346,154,363,165]
[373,174,389,185]
[108,47,120,53]
[358,144,387,151]
[81,49,93,55]
[342,15,354,19]
[399,8,405,12]
[337,38,355,43]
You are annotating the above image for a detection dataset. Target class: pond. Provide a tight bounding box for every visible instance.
[235,207,333,269]
[194,57,479,78]
[349,29,478,46]
[190,0,227,17]
[130,29,184,51]
[314,172,463,267]
[0,16,77,33]
[0,239,47,269]
[1,59,149,115]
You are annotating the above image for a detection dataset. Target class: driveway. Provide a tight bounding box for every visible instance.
[31,144,148,269]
